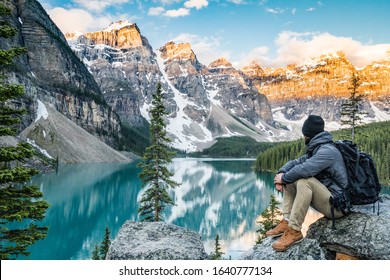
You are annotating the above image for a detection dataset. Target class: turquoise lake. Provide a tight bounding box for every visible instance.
[18,158,390,260]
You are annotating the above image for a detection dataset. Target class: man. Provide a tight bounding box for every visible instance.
[267,115,348,252]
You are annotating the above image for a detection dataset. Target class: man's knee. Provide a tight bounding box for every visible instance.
[295,178,309,187]
[295,177,320,192]
[296,177,319,186]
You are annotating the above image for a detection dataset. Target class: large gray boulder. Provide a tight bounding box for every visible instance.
[242,194,390,260]
[306,194,390,260]
[241,237,326,260]
[106,221,208,260]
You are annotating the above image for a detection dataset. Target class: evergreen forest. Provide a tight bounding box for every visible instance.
[188,136,275,158]
[255,121,390,186]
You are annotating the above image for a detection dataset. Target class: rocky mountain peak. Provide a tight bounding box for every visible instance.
[296,51,353,73]
[64,31,84,41]
[208,57,233,69]
[159,41,197,62]
[102,20,133,31]
[241,61,265,76]
[79,21,143,49]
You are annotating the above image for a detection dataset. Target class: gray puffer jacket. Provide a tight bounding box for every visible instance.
[279,131,348,200]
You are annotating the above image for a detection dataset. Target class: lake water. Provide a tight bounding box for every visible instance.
[19,158,390,260]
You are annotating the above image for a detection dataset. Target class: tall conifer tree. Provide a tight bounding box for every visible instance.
[99,226,111,259]
[340,72,367,141]
[137,83,180,222]
[0,2,49,260]
[91,226,111,260]
[210,234,224,260]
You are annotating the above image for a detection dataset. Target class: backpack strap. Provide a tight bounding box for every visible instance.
[329,196,336,230]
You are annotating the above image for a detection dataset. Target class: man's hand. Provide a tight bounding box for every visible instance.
[274,173,284,185]
[275,183,284,192]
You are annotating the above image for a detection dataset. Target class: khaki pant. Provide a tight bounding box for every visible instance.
[283,177,344,231]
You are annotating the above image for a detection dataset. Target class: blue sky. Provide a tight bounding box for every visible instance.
[41,0,390,68]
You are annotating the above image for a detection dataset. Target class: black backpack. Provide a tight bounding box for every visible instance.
[328,140,382,229]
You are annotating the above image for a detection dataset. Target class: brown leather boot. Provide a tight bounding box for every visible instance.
[265,219,288,237]
[272,227,303,252]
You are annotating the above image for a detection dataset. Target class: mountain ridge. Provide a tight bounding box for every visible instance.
[65,20,390,151]
[66,22,282,152]
[5,4,390,157]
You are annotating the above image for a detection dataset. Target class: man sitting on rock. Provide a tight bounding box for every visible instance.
[267,115,349,252]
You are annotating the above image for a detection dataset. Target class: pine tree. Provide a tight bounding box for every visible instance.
[91,244,100,260]
[256,194,282,244]
[137,83,180,222]
[91,226,111,260]
[0,2,49,260]
[210,234,224,260]
[340,72,367,141]
[99,226,111,259]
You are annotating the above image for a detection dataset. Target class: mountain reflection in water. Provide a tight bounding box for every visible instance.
[23,158,326,260]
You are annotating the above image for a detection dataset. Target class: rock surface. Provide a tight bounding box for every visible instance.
[2,0,123,149]
[242,194,390,260]
[0,136,53,175]
[106,221,208,260]
[20,102,132,163]
[241,236,326,260]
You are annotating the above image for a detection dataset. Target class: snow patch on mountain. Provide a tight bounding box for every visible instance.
[26,138,53,159]
[156,50,213,152]
[367,102,390,122]
[103,20,132,32]
[272,106,344,137]
[140,102,151,122]
[35,100,49,122]
[202,77,222,107]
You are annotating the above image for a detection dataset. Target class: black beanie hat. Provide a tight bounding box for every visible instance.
[302,115,325,138]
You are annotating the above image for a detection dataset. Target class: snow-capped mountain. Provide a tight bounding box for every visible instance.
[66,21,390,151]
[6,0,390,158]
[66,22,285,152]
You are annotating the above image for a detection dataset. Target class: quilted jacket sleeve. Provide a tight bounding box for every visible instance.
[281,144,336,184]
[277,155,307,174]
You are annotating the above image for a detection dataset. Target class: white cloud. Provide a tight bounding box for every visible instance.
[238,46,270,68]
[150,1,207,17]
[48,7,129,34]
[148,7,165,16]
[271,31,390,68]
[48,7,95,33]
[73,0,130,12]
[164,8,190,17]
[228,0,247,4]
[265,7,285,14]
[156,0,182,4]
[40,2,53,10]
[184,0,208,10]
[305,7,315,12]
[292,8,297,15]
[171,33,230,65]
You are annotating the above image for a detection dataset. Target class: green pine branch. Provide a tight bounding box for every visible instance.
[137,83,180,222]
[0,2,49,260]
[256,194,282,244]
